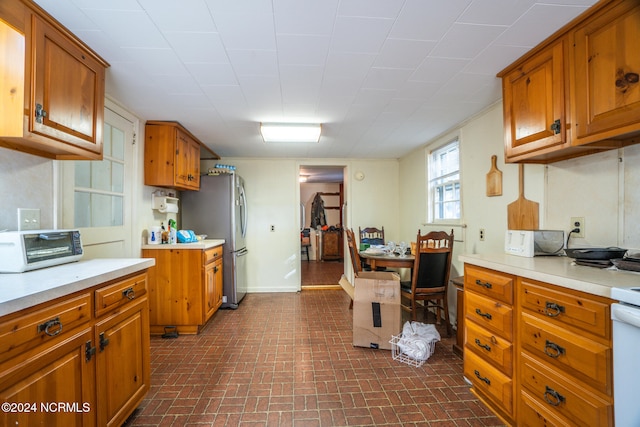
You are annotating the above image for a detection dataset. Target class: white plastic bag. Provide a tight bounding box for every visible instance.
[396,321,440,361]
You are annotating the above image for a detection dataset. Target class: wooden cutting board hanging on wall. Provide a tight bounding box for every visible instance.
[507,164,539,230]
[486,155,502,196]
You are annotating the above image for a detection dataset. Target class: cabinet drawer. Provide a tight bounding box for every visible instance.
[464,265,514,304]
[0,293,91,363]
[465,291,513,341]
[520,313,611,395]
[520,353,612,427]
[95,273,147,317]
[464,350,513,417]
[520,278,610,340]
[520,389,572,427]
[204,246,223,264]
[465,319,513,376]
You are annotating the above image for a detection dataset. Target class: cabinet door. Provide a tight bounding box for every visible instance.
[204,261,216,321]
[502,40,566,160]
[31,14,104,156]
[213,257,223,311]
[175,130,200,190]
[95,297,150,427]
[0,328,95,427]
[572,1,640,143]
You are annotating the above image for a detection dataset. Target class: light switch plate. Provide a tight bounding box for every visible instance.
[18,208,41,230]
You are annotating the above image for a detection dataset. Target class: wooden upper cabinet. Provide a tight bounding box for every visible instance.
[0,0,109,160]
[502,41,568,161]
[144,121,216,191]
[571,0,640,145]
[498,0,640,163]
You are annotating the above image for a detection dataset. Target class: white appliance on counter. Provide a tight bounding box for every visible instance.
[611,287,640,426]
[504,230,565,257]
[181,173,248,309]
[0,230,83,273]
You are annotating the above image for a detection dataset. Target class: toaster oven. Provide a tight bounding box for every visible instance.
[0,230,83,273]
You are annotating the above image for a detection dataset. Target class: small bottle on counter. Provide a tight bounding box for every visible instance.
[161,222,169,244]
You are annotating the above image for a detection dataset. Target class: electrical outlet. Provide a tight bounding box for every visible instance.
[570,217,585,238]
[18,208,41,231]
[479,228,485,241]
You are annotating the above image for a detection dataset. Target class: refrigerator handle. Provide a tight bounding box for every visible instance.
[240,184,248,238]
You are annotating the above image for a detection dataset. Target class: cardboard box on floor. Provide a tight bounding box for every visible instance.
[352,271,401,350]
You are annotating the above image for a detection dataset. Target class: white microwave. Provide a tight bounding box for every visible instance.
[0,230,83,273]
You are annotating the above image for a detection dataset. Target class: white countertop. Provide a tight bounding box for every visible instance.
[458,253,640,299]
[141,239,225,250]
[0,258,155,317]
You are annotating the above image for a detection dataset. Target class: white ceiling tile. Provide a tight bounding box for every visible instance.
[374,39,437,69]
[495,3,591,47]
[273,0,339,35]
[459,0,535,25]
[276,35,331,66]
[411,57,471,83]
[330,17,394,54]
[163,32,228,63]
[430,23,507,59]
[138,0,217,32]
[34,0,601,159]
[81,10,167,48]
[390,0,472,40]
[337,0,404,18]
[227,50,279,76]
[362,68,413,91]
[185,63,238,86]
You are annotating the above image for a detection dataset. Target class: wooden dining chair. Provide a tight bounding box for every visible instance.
[359,226,385,246]
[400,229,454,337]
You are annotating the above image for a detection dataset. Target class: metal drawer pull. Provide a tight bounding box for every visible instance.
[544,386,565,406]
[99,332,110,352]
[544,302,565,317]
[544,340,565,358]
[122,287,135,300]
[475,338,491,352]
[474,370,491,385]
[475,308,492,320]
[37,317,63,336]
[475,279,492,289]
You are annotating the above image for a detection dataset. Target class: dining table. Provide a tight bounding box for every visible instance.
[359,250,415,270]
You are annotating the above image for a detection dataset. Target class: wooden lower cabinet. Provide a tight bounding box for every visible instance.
[143,245,224,334]
[463,264,614,426]
[95,296,150,427]
[0,271,150,427]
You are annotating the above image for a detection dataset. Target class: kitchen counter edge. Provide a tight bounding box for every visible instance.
[0,258,155,317]
[141,239,225,250]
[458,253,639,299]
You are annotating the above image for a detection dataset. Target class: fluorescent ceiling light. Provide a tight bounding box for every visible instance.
[260,123,321,143]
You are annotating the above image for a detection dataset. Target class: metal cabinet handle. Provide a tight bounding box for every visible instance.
[544,302,565,317]
[474,370,491,385]
[99,332,110,352]
[85,341,96,361]
[475,308,492,320]
[38,317,62,336]
[544,340,565,358]
[122,287,135,300]
[474,338,491,352]
[544,386,565,406]
[550,119,561,134]
[35,103,48,123]
[475,279,492,289]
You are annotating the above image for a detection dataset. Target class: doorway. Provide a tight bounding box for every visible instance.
[299,165,346,288]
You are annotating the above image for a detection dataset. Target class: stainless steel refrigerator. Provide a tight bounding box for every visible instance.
[181,173,248,309]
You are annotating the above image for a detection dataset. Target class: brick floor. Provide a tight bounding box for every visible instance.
[123,291,504,426]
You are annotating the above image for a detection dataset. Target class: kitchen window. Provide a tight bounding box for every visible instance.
[428,139,460,222]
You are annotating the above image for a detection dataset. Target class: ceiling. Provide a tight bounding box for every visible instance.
[34,0,598,160]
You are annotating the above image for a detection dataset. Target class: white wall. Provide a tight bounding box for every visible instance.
[199,157,400,293]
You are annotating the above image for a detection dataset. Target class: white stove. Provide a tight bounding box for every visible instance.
[611,286,640,426]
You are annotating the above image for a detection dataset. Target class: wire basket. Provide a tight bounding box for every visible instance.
[389,334,436,368]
